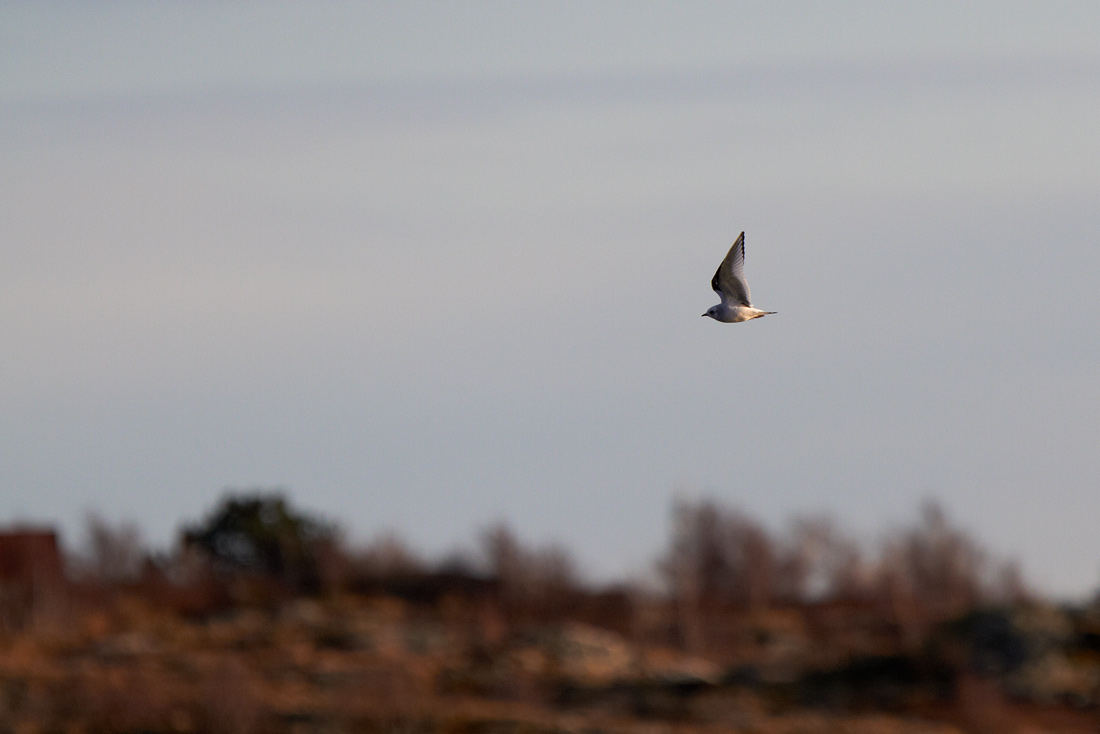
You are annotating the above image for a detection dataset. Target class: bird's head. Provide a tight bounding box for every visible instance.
[702,306,718,320]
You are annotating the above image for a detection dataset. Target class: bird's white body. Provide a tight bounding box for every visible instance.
[703,231,775,323]
[704,304,773,323]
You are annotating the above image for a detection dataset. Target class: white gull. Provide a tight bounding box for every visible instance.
[702,231,776,323]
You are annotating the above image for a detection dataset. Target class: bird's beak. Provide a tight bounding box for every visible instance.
[701,313,707,317]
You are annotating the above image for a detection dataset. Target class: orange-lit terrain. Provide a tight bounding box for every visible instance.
[2,495,1098,733]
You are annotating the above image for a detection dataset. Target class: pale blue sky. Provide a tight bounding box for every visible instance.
[2,2,1099,596]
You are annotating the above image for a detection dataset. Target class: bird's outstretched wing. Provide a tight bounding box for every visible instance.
[711,231,752,307]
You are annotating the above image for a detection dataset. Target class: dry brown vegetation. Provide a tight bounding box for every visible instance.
[1,493,1098,734]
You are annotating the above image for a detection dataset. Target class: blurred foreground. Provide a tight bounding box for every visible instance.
[2,494,1099,733]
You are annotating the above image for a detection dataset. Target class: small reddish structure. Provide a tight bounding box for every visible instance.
[0,527,67,630]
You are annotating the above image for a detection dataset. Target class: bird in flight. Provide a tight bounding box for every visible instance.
[703,231,776,323]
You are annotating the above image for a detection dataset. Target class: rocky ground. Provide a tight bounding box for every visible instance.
[3,591,1099,734]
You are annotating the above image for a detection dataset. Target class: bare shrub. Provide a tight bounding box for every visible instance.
[657,500,780,655]
[73,512,146,583]
[778,515,868,603]
[660,499,776,610]
[355,532,425,579]
[480,522,579,620]
[876,501,994,641]
[988,559,1031,605]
